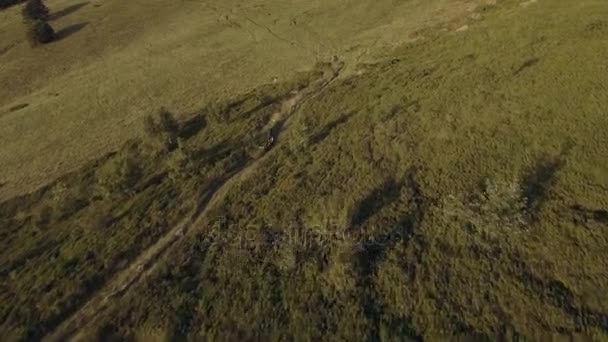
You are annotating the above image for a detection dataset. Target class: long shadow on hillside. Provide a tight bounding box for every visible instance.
[513,57,540,75]
[517,261,608,333]
[570,205,608,225]
[179,115,207,140]
[354,170,429,341]
[192,139,232,164]
[356,169,429,273]
[55,22,89,41]
[352,178,402,227]
[523,148,572,221]
[50,2,89,21]
[309,112,354,146]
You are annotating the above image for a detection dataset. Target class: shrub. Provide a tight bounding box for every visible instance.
[143,108,180,151]
[96,155,143,198]
[166,139,198,182]
[26,19,54,46]
[158,108,179,136]
[21,0,49,21]
[47,182,90,220]
[143,115,161,138]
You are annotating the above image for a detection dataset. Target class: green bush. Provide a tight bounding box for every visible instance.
[158,108,179,136]
[21,0,49,21]
[26,19,54,46]
[143,108,180,151]
[48,182,88,220]
[96,155,143,198]
[166,139,198,182]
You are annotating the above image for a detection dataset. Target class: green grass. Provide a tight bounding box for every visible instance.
[2,0,608,340]
[0,70,316,340]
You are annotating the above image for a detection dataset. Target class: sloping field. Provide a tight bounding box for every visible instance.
[1,0,608,340]
[0,0,485,201]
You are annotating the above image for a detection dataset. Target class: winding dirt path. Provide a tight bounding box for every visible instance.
[43,60,343,342]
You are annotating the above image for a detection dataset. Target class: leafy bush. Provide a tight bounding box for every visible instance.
[143,108,180,151]
[96,155,143,198]
[158,108,179,136]
[21,0,49,21]
[26,19,54,46]
[166,139,198,182]
[48,182,88,220]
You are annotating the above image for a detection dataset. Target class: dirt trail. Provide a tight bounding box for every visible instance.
[43,60,343,342]
[205,61,343,213]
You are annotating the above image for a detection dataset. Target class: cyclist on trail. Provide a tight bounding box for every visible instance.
[265,131,275,151]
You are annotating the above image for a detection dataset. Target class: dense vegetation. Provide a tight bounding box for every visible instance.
[21,0,55,46]
[0,69,317,340]
[21,0,48,21]
[2,0,608,340]
[25,19,54,45]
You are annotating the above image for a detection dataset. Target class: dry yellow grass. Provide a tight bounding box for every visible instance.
[0,0,485,201]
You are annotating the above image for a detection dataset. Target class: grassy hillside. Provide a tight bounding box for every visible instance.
[0,0,482,202]
[2,0,608,340]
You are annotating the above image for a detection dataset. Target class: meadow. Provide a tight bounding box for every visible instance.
[1,0,608,340]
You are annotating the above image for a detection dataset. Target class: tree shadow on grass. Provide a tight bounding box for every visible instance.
[570,205,608,225]
[517,261,608,332]
[522,144,574,221]
[192,139,233,164]
[353,169,429,341]
[523,156,563,215]
[50,2,89,21]
[179,115,207,140]
[8,103,29,112]
[309,112,354,146]
[351,178,402,227]
[513,57,540,75]
[55,22,89,41]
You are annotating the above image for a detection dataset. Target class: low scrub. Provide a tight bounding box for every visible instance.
[26,19,55,46]
[21,0,49,22]
[143,108,180,151]
[166,139,198,182]
[96,154,143,198]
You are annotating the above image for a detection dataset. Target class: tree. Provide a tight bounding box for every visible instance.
[26,19,55,46]
[143,108,181,151]
[21,0,49,22]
